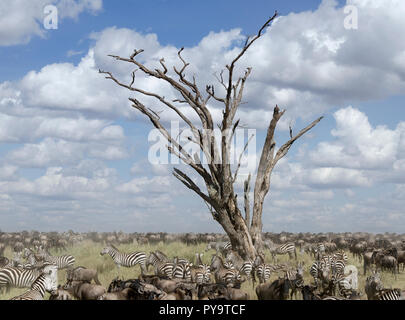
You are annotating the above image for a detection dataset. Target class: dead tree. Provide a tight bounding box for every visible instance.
[100,12,323,260]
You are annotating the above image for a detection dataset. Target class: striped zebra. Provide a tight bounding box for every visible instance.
[10,265,58,300]
[376,288,402,300]
[310,260,330,287]
[173,262,192,282]
[256,264,272,284]
[269,243,297,262]
[191,264,211,284]
[173,256,190,265]
[205,241,232,257]
[314,243,326,259]
[333,250,348,263]
[225,251,254,286]
[284,262,305,299]
[100,245,146,275]
[38,249,75,270]
[222,268,243,287]
[146,252,175,278]
[331,250,348,275]
[0,264,57,293]
[191,253,211,284]
[239,260,255,285]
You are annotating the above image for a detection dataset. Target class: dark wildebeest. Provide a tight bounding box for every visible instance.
[63,280,105,300]
[66,266,101,284]
[256,278,291,300]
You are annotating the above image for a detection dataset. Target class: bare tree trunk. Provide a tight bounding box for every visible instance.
[101,12,322,262]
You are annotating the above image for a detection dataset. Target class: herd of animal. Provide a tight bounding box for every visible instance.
[1,231,405,300]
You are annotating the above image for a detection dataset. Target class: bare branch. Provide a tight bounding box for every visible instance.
[274,116,324,164]
[233,133,255,183]
[244,173,251,229]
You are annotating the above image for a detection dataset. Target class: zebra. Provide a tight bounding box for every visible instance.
[191,253,211,284]
[331,250,348,275]
[191,264,211,284]
[222,268,243,287]
[333,249,348,263]
[269,242,297,262]
[253,255,270,284]
[146,252,175,278]
[239,260,255,285]
[314,243,326,259]
[376,288,402,300]
[173,262,192,282]
[0,264,57,293]
[256,264,272,284]
[284,262,305,299]
[225,251,254,286]
[173,256,190,265]
[9,265,58,300]
[205,241,232,257]
[310,260,330,287]
[38,249,75,270]
[224,261,235,269]
[100,245,146,275]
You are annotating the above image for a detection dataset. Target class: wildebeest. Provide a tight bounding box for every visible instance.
[371,251,398,278]
[256,278,291,300]
[66,266,101,284]
[63,280,105,300]
[49,285,73,300]
[365,272,383,300]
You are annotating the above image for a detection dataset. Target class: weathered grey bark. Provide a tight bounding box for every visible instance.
[101,12,322,260]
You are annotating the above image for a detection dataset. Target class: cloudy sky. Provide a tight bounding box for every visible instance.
[0,0,404,233]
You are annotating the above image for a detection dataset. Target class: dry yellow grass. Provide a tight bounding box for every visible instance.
[1,240,403,300]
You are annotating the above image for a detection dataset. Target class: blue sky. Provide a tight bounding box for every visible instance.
[0,0,404,233]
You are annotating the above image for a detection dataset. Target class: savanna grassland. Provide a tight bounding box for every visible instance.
[1,239,404,300]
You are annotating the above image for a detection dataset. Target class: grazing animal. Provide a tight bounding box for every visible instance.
[363,251,374,275]
[100,245,146,275]
[98,288,136,300]
[63,280,106,300]
[0,256,12,268]
[197,283,229,300]
[191,264,211,285]
[173,262,192,282]
[190,253,211,284]
[66,266,101,284]
[107,278,165,300]
[146,252,175,279]
[37,249,75,270]
[226,251,255,286]
[211,255,243,287]
[0,264,57,292]
[205,241,232,257]
[256,278,291,300]
[49,285,73,300]
[376,288,402,300]
[396,250,405,272]
[148,277,179,294]
[301,285,321,300]
[365,272,383,300]
[372,251,398,278]
[9,265,58,300]
[310,260,329,287]
[256,264,272,284]
[268,243,297,262]
[284,262,305,299]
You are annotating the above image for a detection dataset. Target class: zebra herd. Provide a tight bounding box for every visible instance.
[1,238,405,300]
[0,246,75,300]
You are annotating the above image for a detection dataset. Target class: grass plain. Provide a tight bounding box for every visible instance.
[1,240,403,300]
